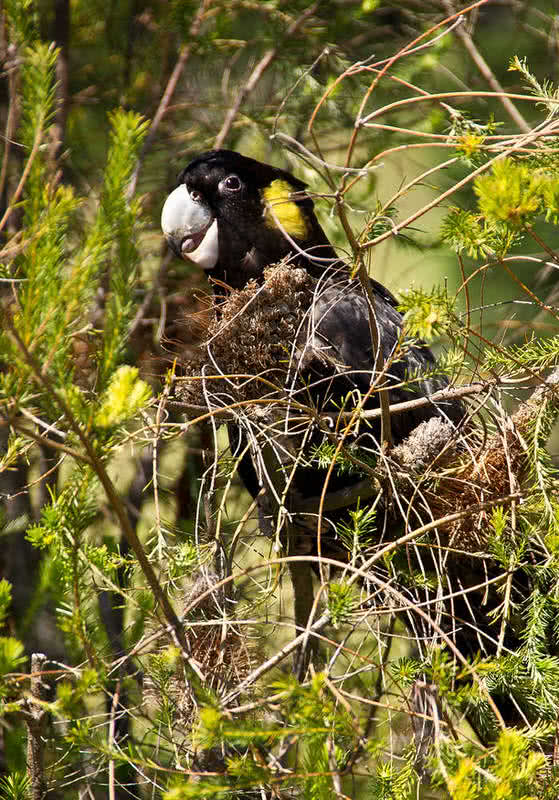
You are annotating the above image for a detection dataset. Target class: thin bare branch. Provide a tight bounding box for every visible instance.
[127,0,213,197]
[441,0,531,132]
[214,3,319,150]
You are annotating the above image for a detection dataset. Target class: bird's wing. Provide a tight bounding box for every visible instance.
[294,276,459,440]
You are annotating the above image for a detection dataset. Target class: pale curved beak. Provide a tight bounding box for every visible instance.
[161,185,219,270]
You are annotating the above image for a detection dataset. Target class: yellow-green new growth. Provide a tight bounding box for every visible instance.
[474,159,545,227]
[95,365,152,428]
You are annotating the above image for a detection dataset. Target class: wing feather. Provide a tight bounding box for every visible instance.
[298,275,461,442]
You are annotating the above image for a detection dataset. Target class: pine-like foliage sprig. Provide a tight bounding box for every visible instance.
[97,110,149,387]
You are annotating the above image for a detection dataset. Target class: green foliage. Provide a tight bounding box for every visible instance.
[520,405,559,522]
[398,284,455,341]
[369,758,416,800]
[1,108,148,419]
[337,502,377,555]
[441,207,518,258]
[3,42,77,392]
[0,581,12,629]
[167,541,201,581]
[164,778,230,800]
[97,111,149,386]
[483,334,559,374]
[0,638,26,677]
[475,159,547,228]
[4,0,37,45]
[360,204,399,242]
[27,472,99,559]
[327,581,355,627]
[193,705,276,750]
[489,505,509,538]
[19,553,64,637]
[0,436,27,473]
[509,56,559,117]
[20,43,58,174]
[443,729,546,800]
[311,438,377,478]
[95,365,152,428]
[0,773,31,800]
[389,656,422,687]
[62,718,96,751]
[442,153,559,261]
[13,184,82,385]
[303,737,331,800]
[147,646,181,692]
[55,668,100,718]
[486,506,524,569]
[181,673,361,797]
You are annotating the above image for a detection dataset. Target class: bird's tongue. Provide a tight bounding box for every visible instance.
[181,230,207,254]
[182,218,219,270]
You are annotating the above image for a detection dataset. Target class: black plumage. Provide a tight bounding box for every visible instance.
[161,150,463,475]
[162,150,467,564]
[161,148,467,681]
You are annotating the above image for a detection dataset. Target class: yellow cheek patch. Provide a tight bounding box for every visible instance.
[262,179,309,239]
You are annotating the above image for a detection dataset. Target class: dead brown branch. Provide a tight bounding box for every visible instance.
[24,653,48,800]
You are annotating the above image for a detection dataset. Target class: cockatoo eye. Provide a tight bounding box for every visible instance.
[221,174,242,192]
